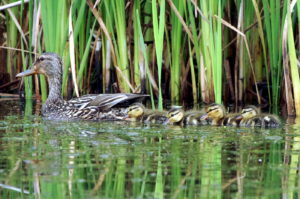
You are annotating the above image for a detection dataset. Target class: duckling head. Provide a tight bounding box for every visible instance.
[127,103,145,119]
[166,108,184,124]
[200,103,226,123]
[237,105,260,121]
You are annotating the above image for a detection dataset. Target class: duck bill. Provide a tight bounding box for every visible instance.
[200,113,208,120]
[234,115,243,121]
[16,68,36,78]
[163,119,170,125]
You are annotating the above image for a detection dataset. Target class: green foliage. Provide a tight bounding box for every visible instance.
[102,0,131,93]
[262,0,285,108]
[170,0,185,102]
[152,0,165,110]
[2,0,300,113]
[40,0,68,100]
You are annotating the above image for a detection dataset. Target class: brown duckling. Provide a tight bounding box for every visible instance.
[126,103,145,122]
[166,108,185,125]
[235,105,260,126]
[166,108,210,126]
[237,105,281,128]
[144,111,168,124]
[200,103,239,126]
[222,113,244,126]
[200,103,226,126]
[126,103,168,124]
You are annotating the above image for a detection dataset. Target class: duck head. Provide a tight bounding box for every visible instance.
[127,103,145,119]
[16,53,63,102]
[200,103,226,125]
[166,108,184,124]
[16,52,62,79]
[236,105,260,121]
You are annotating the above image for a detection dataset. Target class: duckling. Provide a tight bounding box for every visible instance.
[237,105,281,128]
[166,108,184,125]
[200,103,226,126]
[126,103,168,124]
[166,108,210,126]
[126,103,145,122]
[244,114,281,128]
[143,111,168,124]
[184,111,212,125]
[200,103,239,126]
[235,105,260,127]
[222,112,244,126]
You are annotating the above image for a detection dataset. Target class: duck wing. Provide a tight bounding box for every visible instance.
[68,93,148,110]
[67,94,98,109]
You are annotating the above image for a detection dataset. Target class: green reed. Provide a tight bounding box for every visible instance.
[135,9,156,108]
[286,0,300,116]
[102,0,131,93]
[169,0,184,102]
[3,0,300,112]
[199,0,223,104]
[152,0,165,110]
[133,0,142,90]
[4,0,17,80]
[40,0,68,100]
[186,0,200,103]
[262,0,285,109]
[234,0,262,104]
[21,0,32,99]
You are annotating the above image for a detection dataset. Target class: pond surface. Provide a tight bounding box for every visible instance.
[0,99,299,198]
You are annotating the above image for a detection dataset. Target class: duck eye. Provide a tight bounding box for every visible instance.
[38,57,45,62]
[208,107,217,113]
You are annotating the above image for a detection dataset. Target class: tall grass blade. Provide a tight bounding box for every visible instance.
[286,0,300,115]
[40,0,68,100]
[68,3,79,97]
[136,9,155,107]
[152,0,165,110]
[169,0,185,102]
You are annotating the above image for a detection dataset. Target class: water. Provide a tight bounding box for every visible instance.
[0,99,299,198]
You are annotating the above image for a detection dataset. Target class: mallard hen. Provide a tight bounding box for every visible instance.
[16,53,148,120]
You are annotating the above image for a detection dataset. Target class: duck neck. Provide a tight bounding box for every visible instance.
[46,75,63,104]
[212,116,223,126]
[212,119,219,126]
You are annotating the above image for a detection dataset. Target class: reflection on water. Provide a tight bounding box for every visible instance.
[0,100,299,198]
